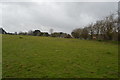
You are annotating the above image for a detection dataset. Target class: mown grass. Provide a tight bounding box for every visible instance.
[2,34,118,78]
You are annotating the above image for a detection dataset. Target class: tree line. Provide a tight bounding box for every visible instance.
[71,13,120,41]
[0,13,119,41]
[0,28,72,38]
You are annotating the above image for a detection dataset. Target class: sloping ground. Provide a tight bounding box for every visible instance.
[2,35,118,78]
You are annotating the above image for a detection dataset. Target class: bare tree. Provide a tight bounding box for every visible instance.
[28,30,33,35]
[49,29,53,34]
[71,28,83,38]
[81,27,89,39]
[71,13,119,41]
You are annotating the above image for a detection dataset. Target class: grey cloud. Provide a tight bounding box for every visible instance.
[1,2,118,34]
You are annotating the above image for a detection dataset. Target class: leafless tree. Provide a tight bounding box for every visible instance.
[49,29,54,34]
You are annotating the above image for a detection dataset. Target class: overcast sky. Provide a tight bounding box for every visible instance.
[0,0,118,34]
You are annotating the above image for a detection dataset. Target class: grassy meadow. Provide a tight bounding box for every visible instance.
[2,34,118,78]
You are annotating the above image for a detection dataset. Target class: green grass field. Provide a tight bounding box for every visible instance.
[2,34,118,78]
